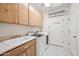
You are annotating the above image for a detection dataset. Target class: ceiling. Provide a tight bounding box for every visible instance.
[29,3,70,14]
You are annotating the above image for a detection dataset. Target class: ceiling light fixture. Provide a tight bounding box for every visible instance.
[44,3,50,7]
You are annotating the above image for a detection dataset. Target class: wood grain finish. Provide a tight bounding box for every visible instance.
[18,4,29,25]
[0,3,43,27]
[0,3,18,24]
[19,44,36,56]
[0,3,8,22]
[29,5,43,27]
[3,39,36,56]
[6,4,18,23]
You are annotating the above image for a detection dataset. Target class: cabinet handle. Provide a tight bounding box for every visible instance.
[24,46,29,49]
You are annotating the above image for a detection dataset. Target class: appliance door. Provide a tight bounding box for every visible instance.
[36,36,46,56]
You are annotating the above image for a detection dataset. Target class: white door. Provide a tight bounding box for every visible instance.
[63,4,78,56]
[67,12,77,55]
[49,16,64,46]
[36,36,46,56]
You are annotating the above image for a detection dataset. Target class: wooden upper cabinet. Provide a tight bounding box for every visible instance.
[29,5,43,27]
[0,3,18,23]
[18,4,29,25]
[0,3,43,27]
[35,11,43,27]
[29,6,37,26]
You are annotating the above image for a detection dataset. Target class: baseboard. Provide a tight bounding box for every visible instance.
[48,43,63,47]
[49,43,73,56]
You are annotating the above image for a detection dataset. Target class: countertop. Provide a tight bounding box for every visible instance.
[0,36,36,55]
[0,32,47,55]
[0,32,30,42]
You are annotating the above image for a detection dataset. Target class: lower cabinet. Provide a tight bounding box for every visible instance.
[19,44,36,56]
[19,52,26,56]
[3,39,36,56]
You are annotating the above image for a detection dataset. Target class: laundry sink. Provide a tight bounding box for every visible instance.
[30,34,44,37]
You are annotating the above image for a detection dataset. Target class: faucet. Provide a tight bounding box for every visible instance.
[35,31,38,34]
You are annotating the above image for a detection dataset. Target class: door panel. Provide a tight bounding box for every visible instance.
[0,3,18,23]
[49,16,64,46]
[66,11,77,55]
[18,4,28,25]
[29,5,43,27]
[68,34,77,55]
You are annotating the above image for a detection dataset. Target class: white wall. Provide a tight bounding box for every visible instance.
[0,22,41,36]
[42,14,49,33]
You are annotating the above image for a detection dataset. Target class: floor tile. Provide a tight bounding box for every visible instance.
[43,44,71,56]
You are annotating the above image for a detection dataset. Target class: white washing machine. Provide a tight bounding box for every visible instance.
[36,32,48,56]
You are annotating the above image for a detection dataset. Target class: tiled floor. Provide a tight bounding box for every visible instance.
[43,44,71,56]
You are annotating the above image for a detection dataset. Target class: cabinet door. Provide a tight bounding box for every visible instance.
[0,4,8,22]
[26,48,32,56]
[19,52,26,56]
[0,3,18,23]
[18,4,28,25]
[7,3,18,23]
[29,6,36,26]
[29,5,43,27]
[36,11,43,27]
[26,45,36,56]
[30,44,36,56]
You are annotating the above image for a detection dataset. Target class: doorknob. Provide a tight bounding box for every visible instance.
[73,35,77,38]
